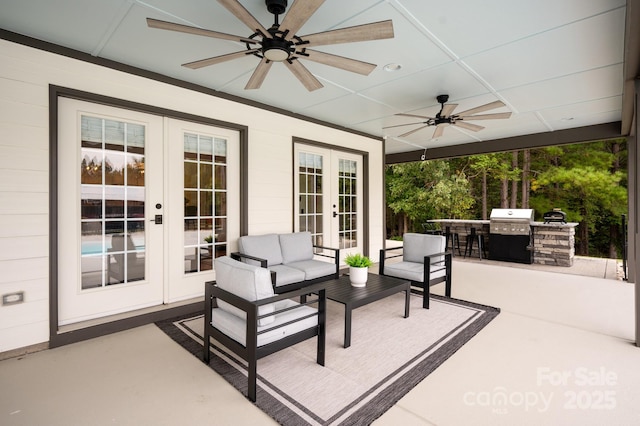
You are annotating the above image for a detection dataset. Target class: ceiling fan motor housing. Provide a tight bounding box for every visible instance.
[262,36,293,61]
[266,0,287,15]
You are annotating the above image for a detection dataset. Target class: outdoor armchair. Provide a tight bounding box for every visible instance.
[204,256,326,402]
[378,233,452,309]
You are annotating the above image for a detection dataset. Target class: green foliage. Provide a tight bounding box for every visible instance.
[385,139,628,257]
[344,253,373,268]
[385,160,475,235]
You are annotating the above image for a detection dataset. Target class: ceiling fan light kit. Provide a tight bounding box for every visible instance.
[147,0,395,91]
[384,94,512,140]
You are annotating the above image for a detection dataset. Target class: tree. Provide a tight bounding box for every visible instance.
[530,141,627,256]
[385,161,474,237]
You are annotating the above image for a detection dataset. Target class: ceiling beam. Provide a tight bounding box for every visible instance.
[386,122,624,163]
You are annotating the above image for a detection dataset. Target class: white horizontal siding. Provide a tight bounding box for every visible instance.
[0,38,384,353]
[0,214,48,238]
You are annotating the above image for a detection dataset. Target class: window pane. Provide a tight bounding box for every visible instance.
[200,136,213,162]
[200,191,213,217]
[184,162,198,188]
[184,191,198,217]
[215,192,226,216]
[81,150,103,185]
[184,133,198,160]
[105,152,124,185]
[127,123,145,155]
[214,138,227,163]
[126,155,145,187]
[200,163,213,189]
[214,164,226,190]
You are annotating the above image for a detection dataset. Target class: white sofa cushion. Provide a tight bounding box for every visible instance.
[403,233,446,264]
[269,264,306,286]
[286,259,336,281]
[214,256,275,326]
[279,232,314,264]
[238,234,283,266]
[383,261,446,283]
[211,300,318,347]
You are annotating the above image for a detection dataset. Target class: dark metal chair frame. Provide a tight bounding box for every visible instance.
[203,280,327,402]
[378,247,452,309]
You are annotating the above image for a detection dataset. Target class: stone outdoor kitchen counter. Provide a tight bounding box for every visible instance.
[426,219,578,266]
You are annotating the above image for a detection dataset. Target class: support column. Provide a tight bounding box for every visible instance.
[632,79,639,345]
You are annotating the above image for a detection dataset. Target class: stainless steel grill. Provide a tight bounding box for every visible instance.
[489,208,534,264]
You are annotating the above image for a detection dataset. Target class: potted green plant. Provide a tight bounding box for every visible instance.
[344,253,373,287]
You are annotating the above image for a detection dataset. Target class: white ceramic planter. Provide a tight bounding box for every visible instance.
[349,266,368,287]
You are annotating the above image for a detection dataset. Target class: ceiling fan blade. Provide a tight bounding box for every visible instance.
[396,113,435,120]
[183,49,260,69]
[458,112,512,120]
[383,122,424,130]
[147,18,258,44]
[454,121,485,132]
[285,60,324,91]
[301,20,394,47]
[245,58,273,90]
[281,0,325,41]
[399,124,431,138]
[432,125,446,139]
[304,49,376,75]
[217,0,270,37]
[441,103,458,117]
[456,100,507,116]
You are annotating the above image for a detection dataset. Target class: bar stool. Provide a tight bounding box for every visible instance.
[444,226,461,256]
[464,227,485,260]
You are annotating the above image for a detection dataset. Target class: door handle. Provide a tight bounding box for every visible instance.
[333,211,338,218]
[150,214,162,224]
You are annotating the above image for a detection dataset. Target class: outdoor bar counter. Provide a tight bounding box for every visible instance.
[427,219,578,266]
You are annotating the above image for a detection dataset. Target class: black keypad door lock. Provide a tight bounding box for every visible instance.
[153,214,162,224]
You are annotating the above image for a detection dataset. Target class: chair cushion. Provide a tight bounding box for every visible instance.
[403,233,446,264]
[286,259,336,281]
[214,256,275,326]
[238,234,283,266]
[279,232,314,264]
[384,261,446,283]
[270,264,306,286]
[211,300,318,347]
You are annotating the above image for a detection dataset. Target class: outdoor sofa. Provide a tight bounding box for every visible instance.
[231,231,339,293]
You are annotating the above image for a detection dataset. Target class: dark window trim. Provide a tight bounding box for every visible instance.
[49,85,248,348]
[292,137,370,258]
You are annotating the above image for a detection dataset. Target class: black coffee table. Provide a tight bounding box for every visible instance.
[321,273,411,348]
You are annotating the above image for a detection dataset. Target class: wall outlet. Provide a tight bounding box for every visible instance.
[2,292,24,306]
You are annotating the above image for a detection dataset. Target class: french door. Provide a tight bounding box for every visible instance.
[294,144,363,262]
[57,99,239,326]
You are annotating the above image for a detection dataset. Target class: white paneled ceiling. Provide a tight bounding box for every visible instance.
[0,0,633,157]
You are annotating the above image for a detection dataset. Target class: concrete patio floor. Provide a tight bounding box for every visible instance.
[0,256,637,425]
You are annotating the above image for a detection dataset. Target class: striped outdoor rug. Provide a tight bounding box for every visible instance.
[156,292,499,425]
